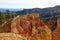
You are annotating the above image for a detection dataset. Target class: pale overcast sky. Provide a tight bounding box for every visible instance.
[0,0,60,9]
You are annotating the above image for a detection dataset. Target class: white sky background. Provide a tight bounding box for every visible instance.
[0,0,60,9]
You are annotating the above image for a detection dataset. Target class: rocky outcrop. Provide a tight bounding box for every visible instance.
[47,20,57,31]
[0,33,24,40]
[0,19,12,33]
[11,13,51,40]
[52,18,60,40]
[57,18,60,27]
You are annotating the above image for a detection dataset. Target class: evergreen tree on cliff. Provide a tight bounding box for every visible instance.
[5,10,12,20]
[0,11,4,25]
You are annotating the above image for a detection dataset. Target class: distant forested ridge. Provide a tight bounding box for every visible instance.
[16,5,60,19]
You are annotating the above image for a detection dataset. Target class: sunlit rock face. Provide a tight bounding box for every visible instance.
[11,13,51,40]
[29,26,51,40]
[0,33,24,40]
[54,18,60,32]
[52,18,60,40]
[57,18,60,28]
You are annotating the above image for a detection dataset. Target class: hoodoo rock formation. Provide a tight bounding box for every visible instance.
[11,13,51,40]
[52,18,60,40]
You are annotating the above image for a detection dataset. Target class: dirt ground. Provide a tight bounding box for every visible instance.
[0,33,25,40]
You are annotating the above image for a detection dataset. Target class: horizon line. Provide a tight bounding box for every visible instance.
[0,5,60,9]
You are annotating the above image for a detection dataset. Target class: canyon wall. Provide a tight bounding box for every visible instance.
[11,13,51,40]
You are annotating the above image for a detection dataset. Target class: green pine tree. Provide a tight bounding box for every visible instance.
[5,10,12,20]
[0,11,4,25]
